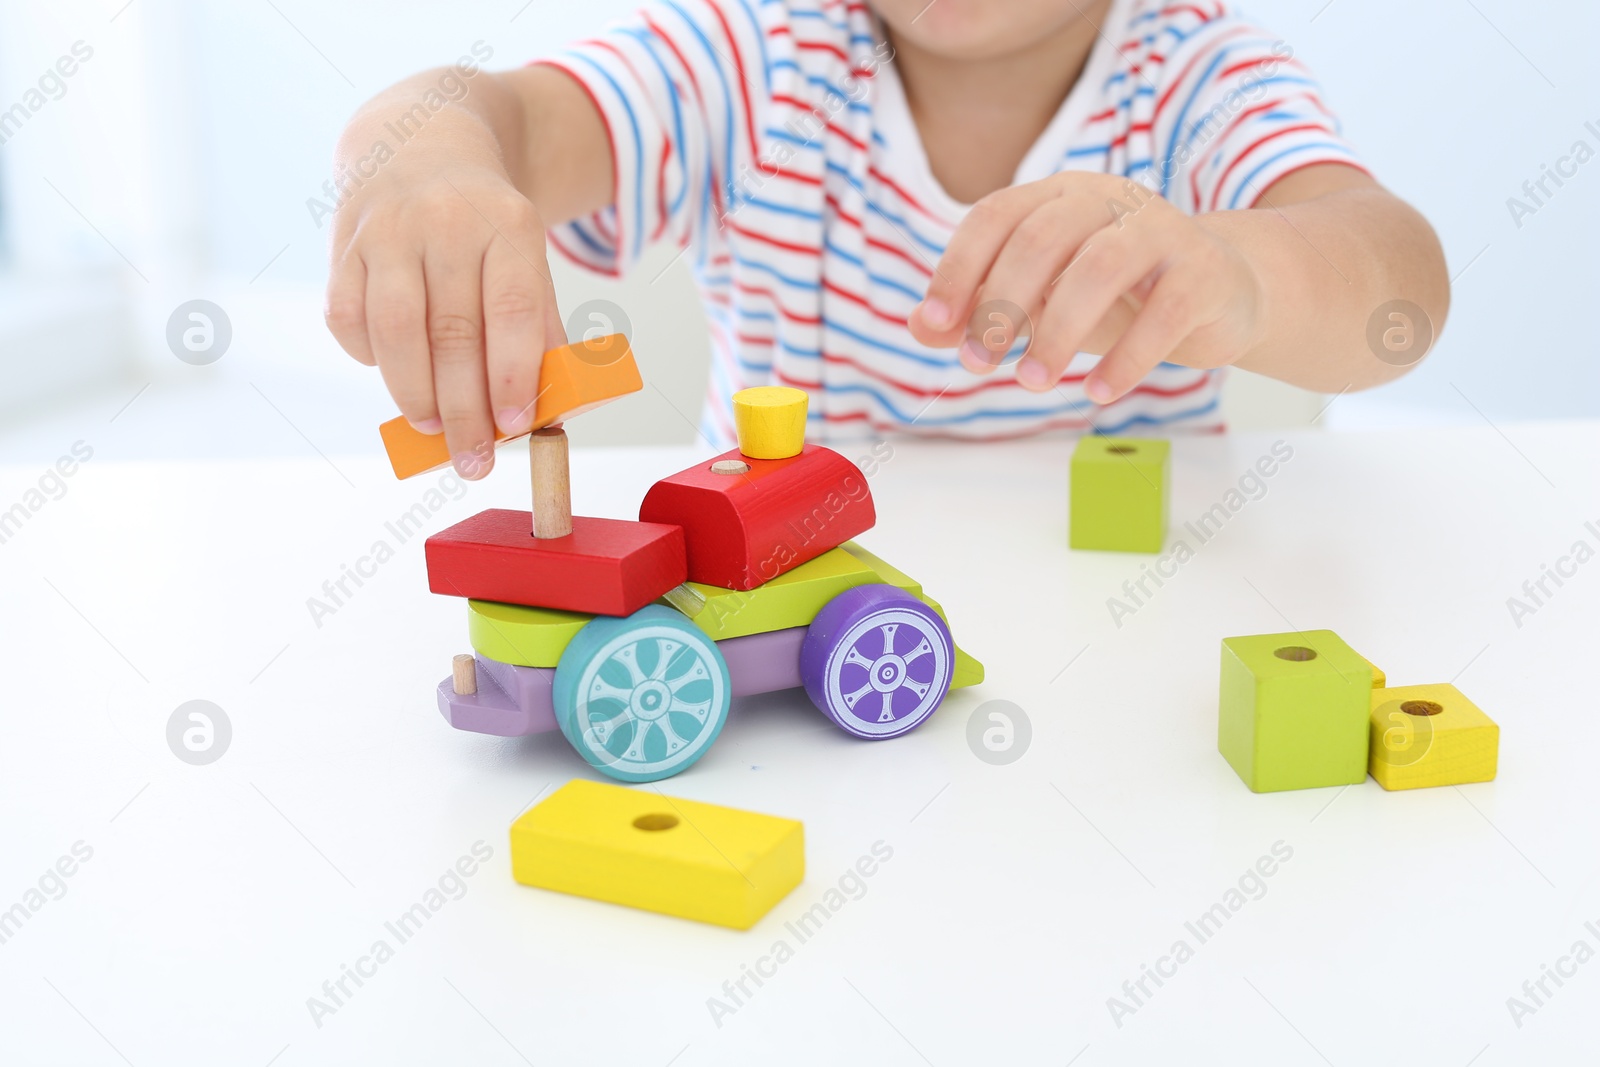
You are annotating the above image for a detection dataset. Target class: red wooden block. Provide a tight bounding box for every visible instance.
[425,510,686,616]
[638,445,875,591]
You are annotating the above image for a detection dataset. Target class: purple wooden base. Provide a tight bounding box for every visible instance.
[723,625,805,697]
[436,655,558,737]
[438,628,811,737]
[438,620,812,739]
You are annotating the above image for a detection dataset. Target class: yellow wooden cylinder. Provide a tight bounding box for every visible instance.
[732,386,808,459]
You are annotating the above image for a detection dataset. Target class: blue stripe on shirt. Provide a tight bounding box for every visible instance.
[567,51,645,263]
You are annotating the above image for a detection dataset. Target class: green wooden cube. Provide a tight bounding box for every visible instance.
[1218,631,1373,792]
[1069,436,1169,553]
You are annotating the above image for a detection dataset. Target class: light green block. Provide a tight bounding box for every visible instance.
[1218,631,1373,793]
[680,547,878,641]
[1069,436,1169,553]
[840,541,921,596]
[468,600,591,667]
[917,595,983,690]
[842,544,981,689]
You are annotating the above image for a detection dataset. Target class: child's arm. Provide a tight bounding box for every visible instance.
[907,164,1450,404]
[324,66,611,477]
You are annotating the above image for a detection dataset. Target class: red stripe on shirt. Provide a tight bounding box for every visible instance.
[1206,122,1332,211]
[535,59,626,269]
[705,3,761,176]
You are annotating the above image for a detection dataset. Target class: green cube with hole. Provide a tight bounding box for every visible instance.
[1069,436,1170,553]
[1218,630,1373,792]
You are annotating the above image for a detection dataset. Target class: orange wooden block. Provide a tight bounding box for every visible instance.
[378,334,641,479]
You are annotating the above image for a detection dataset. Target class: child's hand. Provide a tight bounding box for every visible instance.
[324,159,563,477]
[908,173,1266,404]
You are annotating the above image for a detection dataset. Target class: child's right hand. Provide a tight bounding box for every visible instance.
[323,159,564,478]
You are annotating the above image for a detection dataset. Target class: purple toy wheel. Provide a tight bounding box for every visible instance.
[801,584,954,739]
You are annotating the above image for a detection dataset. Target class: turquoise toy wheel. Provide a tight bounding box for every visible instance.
[552,606,731,782]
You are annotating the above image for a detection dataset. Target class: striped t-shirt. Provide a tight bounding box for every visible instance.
[539,0,1365,444]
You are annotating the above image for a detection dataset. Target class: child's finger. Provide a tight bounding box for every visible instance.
[324,254,374,366]
[966,197,1109,369]
[1019,220,1169,391]
[482,230,554,437]
[1085,268,1208,403]
[910,182,1062,346]
[423,246,495,479]
[366,257,438,432]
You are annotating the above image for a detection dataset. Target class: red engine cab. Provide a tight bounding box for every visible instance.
[640,444,876,591]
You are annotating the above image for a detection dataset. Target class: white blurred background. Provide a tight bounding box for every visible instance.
[0,0,1595,464]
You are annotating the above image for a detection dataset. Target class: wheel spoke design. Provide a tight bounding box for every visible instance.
[654,717,692,754]
[587,706,629,745]
[667,661,709,694]
[588,679,634,705]
[620,723,653,764]
[612,645,648,686]
[899,677,931,700]
[878,623,899,656]
[668,696,713,723]
[555,609,731,782]
[647,638,682,681]
[803,589,954,740]
[843,647,875,671]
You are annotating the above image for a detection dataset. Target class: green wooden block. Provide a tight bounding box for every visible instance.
[678,547,878,641]
[469,599,590,667]
[1069,436,1169,553]
[839,541,921,596]
[1218,631,1373,792]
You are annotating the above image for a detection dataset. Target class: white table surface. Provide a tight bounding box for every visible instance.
[2,423,1597,1066]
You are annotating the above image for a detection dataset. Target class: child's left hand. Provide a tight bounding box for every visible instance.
[908,172,1266,404]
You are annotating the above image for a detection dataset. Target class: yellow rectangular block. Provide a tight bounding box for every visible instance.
[510,779,804,929]
[1369,683,1499,790]
[1360,655,1386,688]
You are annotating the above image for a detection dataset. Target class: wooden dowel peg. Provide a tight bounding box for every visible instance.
[452,654,478,696]
[530,427,573,539]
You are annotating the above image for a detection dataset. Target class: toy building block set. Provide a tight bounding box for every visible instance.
[379,352,1503,927]
[391,344,983,784]
[1217,630,1498,793]
[1060,434,1501,797]
[378,335,983,926]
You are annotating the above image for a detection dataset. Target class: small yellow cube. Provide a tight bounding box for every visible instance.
[510,779,803,929]
[1369,683,1498,790]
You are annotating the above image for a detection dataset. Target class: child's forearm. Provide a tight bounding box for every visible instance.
[1199,177,1451,393]
[910,165,1449,404]
[333,66,610,225]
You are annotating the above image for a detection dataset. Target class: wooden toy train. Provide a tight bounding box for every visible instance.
[379,334,981,783]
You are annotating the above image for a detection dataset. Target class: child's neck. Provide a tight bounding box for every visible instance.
[888,6,1110,205]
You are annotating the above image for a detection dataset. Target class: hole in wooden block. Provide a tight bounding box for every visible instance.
[1105,445,1138,455]
[632,813,680,832]
[710,459,751,475]
[1273,646,1318,662]
[1401,699,1444,716]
